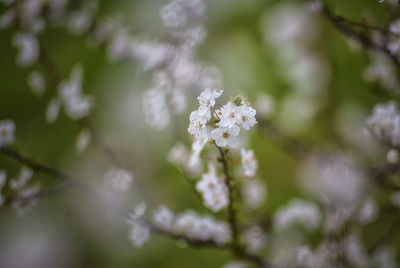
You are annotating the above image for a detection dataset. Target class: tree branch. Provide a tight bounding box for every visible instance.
[215,144,241,254]
[0,146,276,268]
[319,2,400,80]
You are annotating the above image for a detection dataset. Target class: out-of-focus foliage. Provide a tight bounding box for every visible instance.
[1,0,400,267]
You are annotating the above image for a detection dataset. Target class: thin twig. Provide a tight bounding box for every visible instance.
[215,143,241,254]
[79,119,160,207]
[320,3,400,80]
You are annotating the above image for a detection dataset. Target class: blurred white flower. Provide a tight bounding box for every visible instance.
[241,149,258,177]
[12,32,39,67]
[0,120,15,147]
[274,198,321,232]
[243,226,267,254]
[105,169,133,192]
[76,129,91,153]
[153,205,174,231]
[196,164,229,212]
[27,71,45,96]
[45,99,60,124]
[242,179,266,209]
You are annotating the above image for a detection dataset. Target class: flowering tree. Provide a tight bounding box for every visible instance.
[2,0,400,267]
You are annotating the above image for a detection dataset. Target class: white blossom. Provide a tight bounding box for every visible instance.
[105,169,133,192]
[188,109,209,139]
[301,154,365,207]
[59,65,93,120]
[153,205,174,231]
[10,166,33,190]
[76,129,91,153]
[343,232,369,267]
[235,105,257,130]
[27,71,45,96]
[196,164,229,212]
[387,149,399,164]
[274,199,321,232]
[12,32,39,67]
[129,223,150,248]
[357,198,378,224]
[366,102,400,147]
[0,120,15,147]
[197,88,223,116]
[217,101,239,128]
[172,210,230,244]
[211,125,240,148]
[390,19,400,35]
[67,6,95,35]
[160,0,205,28]
[188,134,209,167]
[241,149,258,177]
[45,98,61,124]
[143,87,170,130]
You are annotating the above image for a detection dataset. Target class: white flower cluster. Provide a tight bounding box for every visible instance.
[44,65,93,124]
[364,53,398,91]
[8,166,40,216]
[188,88,257,161]
[105,169,133,192]
[301,154,365,207]
[153,205,175,231]
[274,199,321,232]
[128,202,150,248]
[58,65,93,120]
[172,210,230,245]
[0,120,15,147]
[152,206,230,245]
[366,102,400,147]
[128,0,221,130]
[263,3,328,133]
[12,32,39,67]
[196,164,229,212]
[295,236,398,268]
[160,0,205,28]
[142,86,171,130]
[67,0,98,36]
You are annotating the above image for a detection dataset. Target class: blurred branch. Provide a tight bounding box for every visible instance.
[216,144,242,254]
[38,41,160,207]
[318,2,400,80]
[258,119,311,159]
[79,119,160,207]
[3,182,73,206]
[371,162,400,189]
[0,146,278,268]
